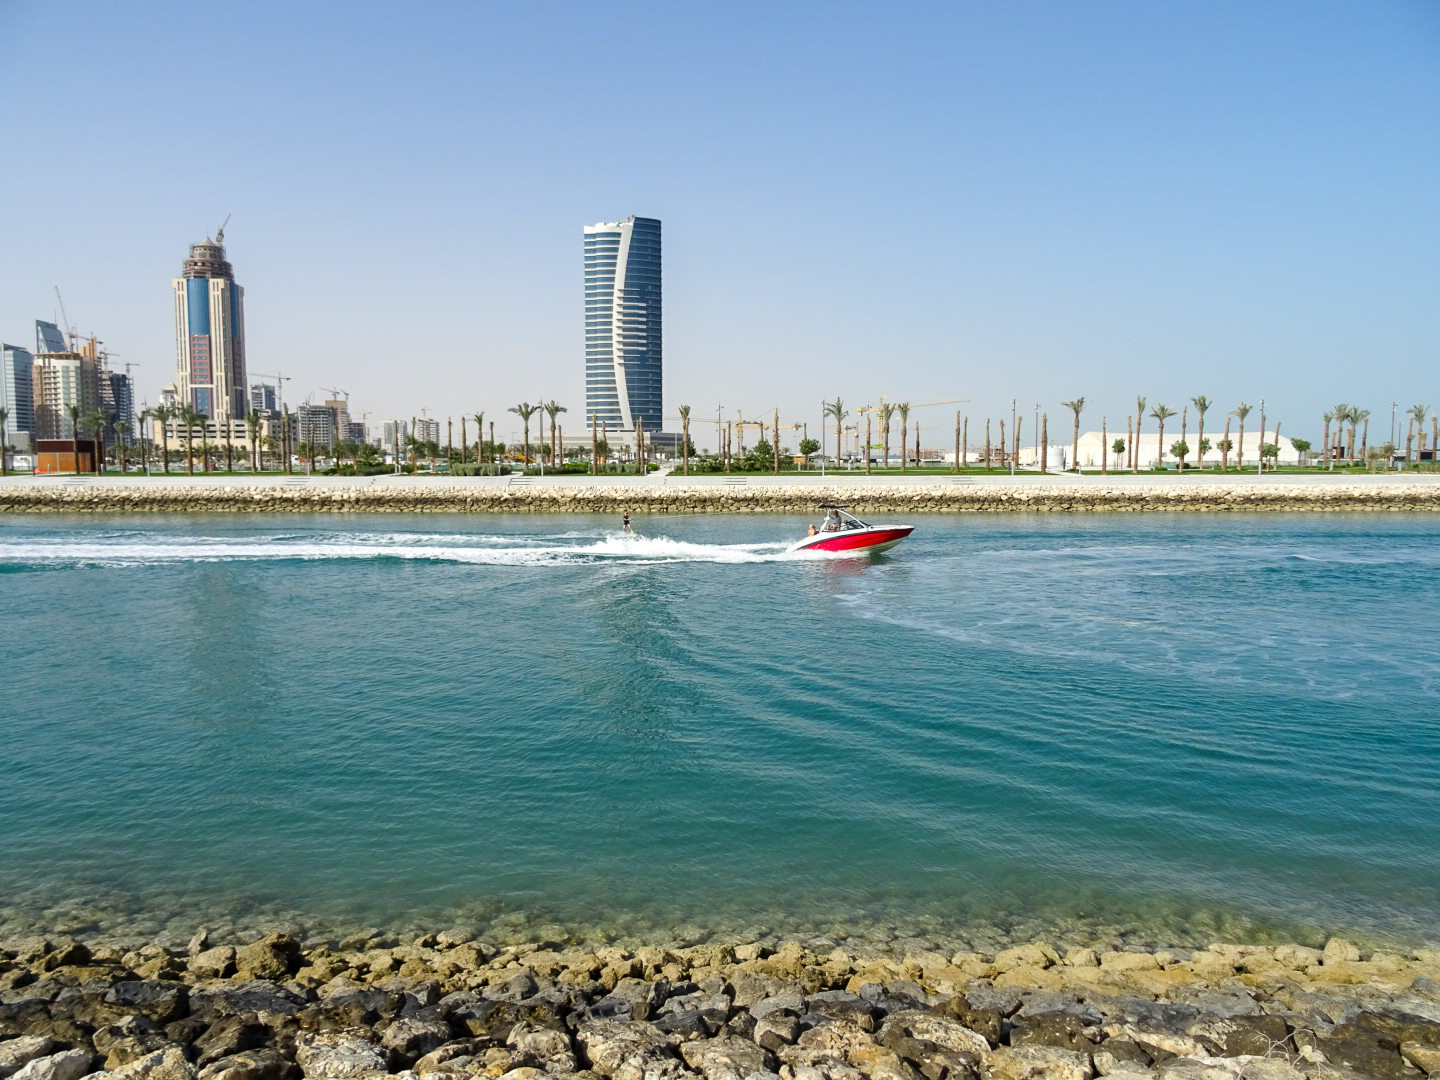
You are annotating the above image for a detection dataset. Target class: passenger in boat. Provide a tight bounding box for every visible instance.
[807,524,818,536]
[823,509,841,532]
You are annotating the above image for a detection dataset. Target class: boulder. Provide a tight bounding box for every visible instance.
[188,950,236,981]
[679,1036,776,1080]
[10,1052,96,1080]
[293,1032,388,1079]
[234,937,300,983]
[103,982,189,1024]
[753,1015,801,1051]
[379,1020,452,1066]
[980,1044,1092,1080]
[506,1022,574,1072]
[196,1050,300,1080]
[105,1047,198,1080]
[194,1017,270,1066]
[0,1039,57,1079]
[93,1016,173,1069]
[573,1019,681,1078]
[994,947,1054,974]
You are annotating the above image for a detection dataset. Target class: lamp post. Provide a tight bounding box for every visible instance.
[1010,399,1017,477]
[1256,398,1266,475]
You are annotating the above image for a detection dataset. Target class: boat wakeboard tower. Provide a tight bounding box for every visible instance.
[787,505,914,555]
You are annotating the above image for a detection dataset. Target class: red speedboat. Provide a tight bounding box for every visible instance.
[788,506,914,555]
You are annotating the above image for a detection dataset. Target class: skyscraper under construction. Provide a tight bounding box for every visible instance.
[173,226,247,422]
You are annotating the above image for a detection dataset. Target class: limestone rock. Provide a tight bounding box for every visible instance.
[994,947,1053,974]
[103,981,189,1024]
[106,1047,198,1080]
[235,936,301,982]
[679,1036,775,1080]
[196,1050,300,1080]
[294,1032,388,1079]
[506,1022,575,1072]
[189,949,237,981]
[1323,939,1361,964]
[379,1020,452,1066]
[573,1019,681,1078]
[195,1017,270,1067]
[11,1052,96,1080]
[1098,954,1158,973]
[753,1015,801,1052]
[0,1039,56,1080]
[981,1044,1092,1080]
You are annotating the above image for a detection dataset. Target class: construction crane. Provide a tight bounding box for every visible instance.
[53,287,76,349]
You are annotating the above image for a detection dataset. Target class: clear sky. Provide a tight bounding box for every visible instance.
[1,1,1436,449]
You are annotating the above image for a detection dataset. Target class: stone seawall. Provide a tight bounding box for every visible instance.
[2,483,1440,514]
[1,930,1437,1080]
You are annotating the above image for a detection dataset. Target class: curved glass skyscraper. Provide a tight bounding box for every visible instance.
[585,216,661,432]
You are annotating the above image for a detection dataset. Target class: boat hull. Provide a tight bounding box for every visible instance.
[788,526,914,555]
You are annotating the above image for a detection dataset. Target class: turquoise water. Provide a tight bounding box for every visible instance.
[1,513,1437,952]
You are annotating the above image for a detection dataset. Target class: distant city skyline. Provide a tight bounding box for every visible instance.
[0,2,1435,442]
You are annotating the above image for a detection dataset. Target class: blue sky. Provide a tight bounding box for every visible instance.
[1,1,1436,447]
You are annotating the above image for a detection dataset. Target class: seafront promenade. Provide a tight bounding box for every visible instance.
[1,471,1438,513]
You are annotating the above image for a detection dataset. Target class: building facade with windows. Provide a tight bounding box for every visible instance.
[1,342,35,449]
[584,216,661,433]
[173,228,246,424]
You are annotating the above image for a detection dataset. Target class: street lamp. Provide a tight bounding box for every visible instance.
[1256,398,1266,475]
[1010,399,1017,477]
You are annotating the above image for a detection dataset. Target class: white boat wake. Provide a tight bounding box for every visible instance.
[0,532,835,568]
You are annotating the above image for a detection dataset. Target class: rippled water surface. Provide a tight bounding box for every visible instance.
[1,513,1437,950]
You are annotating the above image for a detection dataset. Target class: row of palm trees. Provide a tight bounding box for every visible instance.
[1322,403,1435,467]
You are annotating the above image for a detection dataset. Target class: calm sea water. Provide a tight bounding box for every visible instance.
[1,512,1437,952]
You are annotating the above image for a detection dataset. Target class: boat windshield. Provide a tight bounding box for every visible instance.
[819,507,869,531]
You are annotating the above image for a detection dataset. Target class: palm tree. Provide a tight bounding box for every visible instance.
[113,420,129,473]
[1327,402,1349,466]
[1232,402,1252,470]
[1060,398,1085,472]
[87,410,110,474]
[178,404,200,475]
[151,404,173,474]
[245,410,262,471]
[62,403,82,473]
[1355,408,1371,461]
[1321,411,1334,468]
[879,402,896,469]
[678,405,691,475]
[0,406,8,476]
[471,412,486,468]
[509,402,537,467]
[1191,396,1211,469]
[1132,397,1146,472]
[136,406,152,474]
[1149,404,1176,470]
[823,398,847,468]
[1344,405,1359,464]
[1406,404,1428,465]
[542,401,567,467]
[896,403,911,471]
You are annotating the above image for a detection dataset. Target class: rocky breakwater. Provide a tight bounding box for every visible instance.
[3,934,1440,1080]
[3,484,1440,515]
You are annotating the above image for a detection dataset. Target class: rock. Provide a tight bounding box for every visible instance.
[573,1019,681,1078]
[196,1049,301,1080]
[380,1020,453,1066]
[195,1017,270,1067]
[0,1039,57,1079]
[680,1036,776,1080]
[1089,1041,1151,1076]
[1324,939,1362,964]
[878,1012,989,1059]
[1185,1015,1290,1058]
[484,975,538,1004]
[993,947,1053,974]
[980,1044,1093,1080]
[1063,952,1097,970]
[751,996,805,1022]
[188,933,210,959]
[506,1022,575,1072]
[93,1016,173,1069]
[190,982,306,1024]
[104,981,189,1024]
[189,950,237,981]
[754,1015,801,1051]
[293,1032,388,1079]
[235,937,301,983]
[10,1051,96,1080]
[1403,1041,1440,1076]
[1008,1014,1096,1053]
[1098,954,1158,973]
[106,1047,198,1080]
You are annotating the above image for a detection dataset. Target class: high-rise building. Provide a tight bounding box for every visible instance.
[32,325,100,440]
[173,227,246,422]
[381,419,407,457]
[1,343,35,449]
[412,417,440,445]
[100,370,134,443]
[250,383,278,416]
[584,216,662,433]
[297,403,337,449]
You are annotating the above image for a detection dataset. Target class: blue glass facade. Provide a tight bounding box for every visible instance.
[585,216,661,431]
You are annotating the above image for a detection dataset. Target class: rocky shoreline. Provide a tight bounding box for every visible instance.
[3,932,1437,1080]
[2,483,1440,514]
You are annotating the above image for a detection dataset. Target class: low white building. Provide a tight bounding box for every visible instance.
[1069,429,1300,470]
